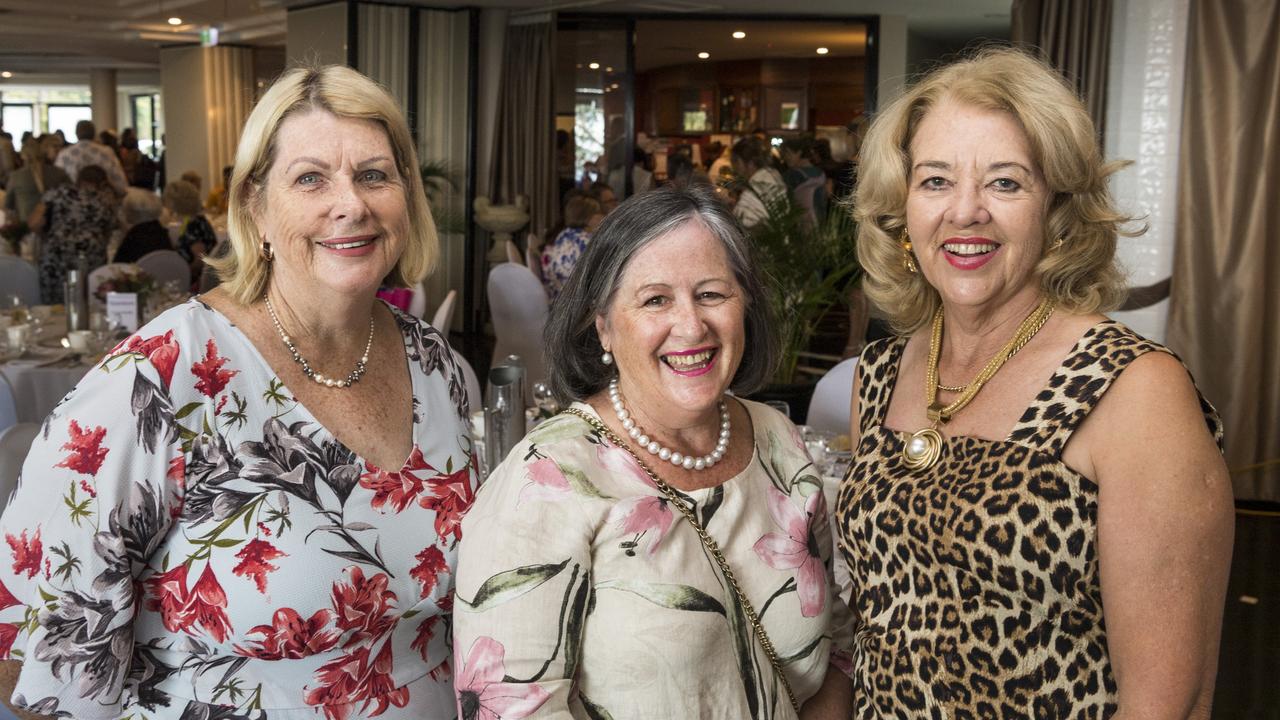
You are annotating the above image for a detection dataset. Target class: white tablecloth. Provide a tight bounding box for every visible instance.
[0,358,93,427]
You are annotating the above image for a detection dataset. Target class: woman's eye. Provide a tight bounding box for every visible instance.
[698,291,726,302]
[360,169,388,183]
[643,296,667,307]
[296,172,321,186]
[921,176,948,190]
[991,178,1021,192]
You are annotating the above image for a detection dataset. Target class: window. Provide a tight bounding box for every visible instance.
[1,105,35,149]
[46,104,92,140]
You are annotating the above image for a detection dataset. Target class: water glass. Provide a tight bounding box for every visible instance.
[6,323,31,356]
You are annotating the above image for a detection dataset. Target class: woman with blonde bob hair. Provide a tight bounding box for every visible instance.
[834,47,1233,717]
[0,64,476,719]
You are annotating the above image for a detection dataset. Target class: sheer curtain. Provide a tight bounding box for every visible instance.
[493,17,557,241]
[1011,0,1112,137]
[1167,0,1280,501]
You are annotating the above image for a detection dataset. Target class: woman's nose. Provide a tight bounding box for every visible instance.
[672,299,708,338]
[329,176,369,222]
[945,182,991,227]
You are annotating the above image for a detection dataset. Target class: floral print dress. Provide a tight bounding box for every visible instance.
[0,298,477,720]
[539,228,590,300]
[453,401,853,720]
[37,183,117,303]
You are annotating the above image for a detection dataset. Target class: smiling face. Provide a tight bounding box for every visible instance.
[595,219,746,428]
[254,109,409,302]
[905,98,1053,313]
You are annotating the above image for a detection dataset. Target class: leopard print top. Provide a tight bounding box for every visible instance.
[834,321,1223,719]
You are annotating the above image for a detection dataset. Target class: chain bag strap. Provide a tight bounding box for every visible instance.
[562,407,801,714]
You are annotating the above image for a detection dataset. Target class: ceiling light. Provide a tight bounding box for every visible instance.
[0,72,11,79]
[168,17,183,25]
[611,82,619,89]
[606,66,613,72]
[588,62,600,69]
[816,47,829,55]
[732,31,746,39]
[697,52,710,59]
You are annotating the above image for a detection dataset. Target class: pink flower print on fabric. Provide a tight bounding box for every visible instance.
[752,485,827,617]
[517,457,571,506]
[455,636,550,720]
[598,444,675,555]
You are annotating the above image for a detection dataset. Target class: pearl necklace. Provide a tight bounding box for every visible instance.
[608,378,730,471]
[264,293,374,389]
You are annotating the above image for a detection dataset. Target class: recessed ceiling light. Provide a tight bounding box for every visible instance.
[0,72,11,79]
[697,52,710,59]
[588,62,600,69]
[732,31,746,39]
[816,47,829,55]
[605,66,613,72]
[611,82,619,89]
[168,16,183,25]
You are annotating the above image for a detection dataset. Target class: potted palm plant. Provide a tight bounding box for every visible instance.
[744,188,861,418]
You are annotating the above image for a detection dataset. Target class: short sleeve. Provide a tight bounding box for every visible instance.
[453,435,597,719]
[0,333,184,718]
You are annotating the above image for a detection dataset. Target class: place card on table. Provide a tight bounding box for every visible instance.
[106,292,140,333]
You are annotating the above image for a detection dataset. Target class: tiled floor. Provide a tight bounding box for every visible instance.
[1214,505,1280,718]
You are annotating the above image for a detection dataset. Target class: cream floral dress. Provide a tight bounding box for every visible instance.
[453,400,852,720]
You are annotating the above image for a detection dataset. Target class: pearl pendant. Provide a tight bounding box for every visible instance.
[902,427,943,471]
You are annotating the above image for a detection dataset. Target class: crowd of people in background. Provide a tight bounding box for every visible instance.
[0,119,230,300]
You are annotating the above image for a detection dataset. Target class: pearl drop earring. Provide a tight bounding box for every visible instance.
[601,351,613,365]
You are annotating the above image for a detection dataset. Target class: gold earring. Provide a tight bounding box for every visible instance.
[260,240,274,262]
[901,234,917,274]
[1051,236,1065,252]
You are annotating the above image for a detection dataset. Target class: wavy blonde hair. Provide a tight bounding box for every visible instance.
[854,47,1136,335]
[208,64,437,305]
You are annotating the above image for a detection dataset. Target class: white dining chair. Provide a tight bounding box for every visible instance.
[524,235,543,282]
[0,377,17,435]
[805,356,859,435]
[487,262,549,404]
[451,347,482,417]
[430,289,458,336]
[88,262,141,298]
[407,280,428,320]
[505,238,522,265]
[136,249,191,290]
[0,423,39,514]
[0,256,40,306]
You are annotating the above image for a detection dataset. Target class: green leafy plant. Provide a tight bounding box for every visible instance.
[745,187,860,385]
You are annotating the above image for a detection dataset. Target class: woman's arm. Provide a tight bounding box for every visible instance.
[453,432,597,719]
[1077,351,1233,719]
[800,666,853,719]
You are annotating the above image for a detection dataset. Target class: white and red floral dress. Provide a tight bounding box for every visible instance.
[0,299,477,720]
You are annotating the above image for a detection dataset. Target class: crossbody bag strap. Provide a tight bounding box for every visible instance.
[562,407,801,714]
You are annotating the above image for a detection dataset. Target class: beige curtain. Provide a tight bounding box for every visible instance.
[357,4,411,111]
[1167,0,1280,502]
[493,18,557,241]
[1010,0,1111,138]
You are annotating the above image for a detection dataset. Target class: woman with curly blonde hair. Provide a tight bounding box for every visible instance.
[834,47,1232,717]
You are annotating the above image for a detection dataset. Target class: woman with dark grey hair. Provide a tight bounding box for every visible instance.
[453,184,853,719]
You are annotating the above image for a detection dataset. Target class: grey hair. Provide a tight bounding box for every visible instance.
[544,183,779,405]
[123,188,163,227]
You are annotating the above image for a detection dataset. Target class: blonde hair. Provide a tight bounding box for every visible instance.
[854,46,1135,335]
[208,64,437,305]
[163,180,202,217]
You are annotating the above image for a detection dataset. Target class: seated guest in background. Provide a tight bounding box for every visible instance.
[118,127,156,189]
[0,63,473,720]
[181,169,203,193]
[29,164,116,302]
[0,130,15,190]
[55,119,129,197]
[586,180,617,214]
[113,187,171,263]
[541,193,602,300]
[664,149,697,187]
[2,135,70,223]
[780,135,830,226]
[164,178,217,285]
[729,135,786,229]
[455,184,854,718]
[205,165,234,215]
[837,47,1233,717]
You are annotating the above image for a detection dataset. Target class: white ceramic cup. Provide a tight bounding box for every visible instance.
[68,329,94,353]
[6,324,30,354]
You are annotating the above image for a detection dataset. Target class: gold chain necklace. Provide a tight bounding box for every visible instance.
[902,298,1055,471]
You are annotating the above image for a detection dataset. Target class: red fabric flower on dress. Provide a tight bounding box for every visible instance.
[409,545,449,599]
[0,579,19,611]
[233,538,287,593]
[304,640,410,720]
[5,528,42,579]
[455,636,550,720]
[144,563,234,642]
[411,591,453,662]
[55,420,108,477]
[418,462,475,545]
[114,330,180,388]
[235,607,340,660]
[752,485,827,618]
[330,566,397,648]
[359,447,430,513]
[191,338,238,398]
[0,623,19,660]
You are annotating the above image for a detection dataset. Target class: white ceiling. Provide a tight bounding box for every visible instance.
[0,0,1009,80]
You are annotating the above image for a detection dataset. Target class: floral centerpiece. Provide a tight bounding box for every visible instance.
[94,266,158,303]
